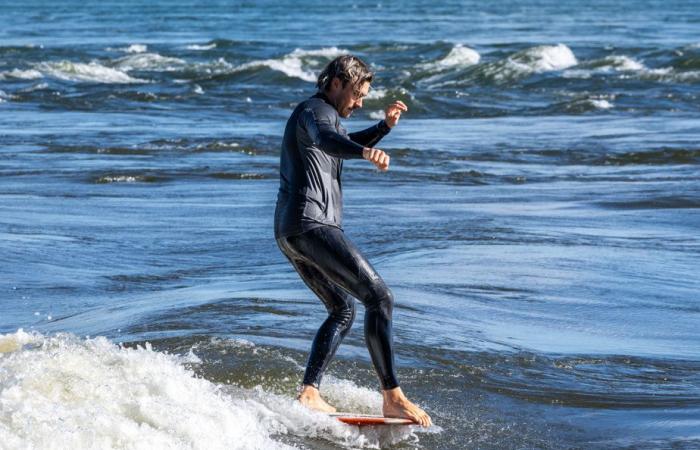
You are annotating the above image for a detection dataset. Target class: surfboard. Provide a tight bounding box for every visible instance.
[330,412,417,426]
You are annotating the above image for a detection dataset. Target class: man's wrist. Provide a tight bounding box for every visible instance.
[379,120,392,133]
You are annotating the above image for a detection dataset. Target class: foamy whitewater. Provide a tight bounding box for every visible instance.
[36,61,147,84]
[0,331,423,450]
[235,47,349,82]
[480,44,578,83]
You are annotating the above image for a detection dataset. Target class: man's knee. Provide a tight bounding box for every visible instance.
[364,282,394,319]
[331,301,356,330]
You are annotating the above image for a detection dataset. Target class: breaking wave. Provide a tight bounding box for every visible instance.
[36,61,148,84]
[475,44,578,83]
[564,53,700,84]
[186,43,218,51]
[114,53,187,71]
[233,47,348,82]
[0,330,423,449]
[420,44,481,71]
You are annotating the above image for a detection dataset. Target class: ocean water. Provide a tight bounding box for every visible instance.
[1,1,699,448]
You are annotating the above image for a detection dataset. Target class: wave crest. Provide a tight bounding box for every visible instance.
[186,42,218,51]
[0,330,291,449]
[430,44,578,86]
[37,61,148,84]
[0,330,421,449]
[3,69,43,80]
[115,53,187,71]
[235,47,348,82]
[564,54,700,84]
[504,44,578,74]
[420,44,481,71]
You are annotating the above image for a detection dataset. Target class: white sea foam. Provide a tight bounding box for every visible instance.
[0,330,293,449]
[0,89,16,102]
[509,43,578,73]
[594,55,646,72]
[97,175,140,183]
[441,45,481,67]
[114,53,187,71]
[564,55,646,79]
[366,88,387,100]
[421,44,481,71]
[4,69,43,80]
[289,47,348,58]
[556,94,615,112]
[186,43,217,51]
[20,82,49,92]
[637,67,700,82]
[590,99,613,109]
[193,84,204,94]
[369,110,386,120]
[106,44,147,53]
[37,61,148,84]
[0,331,425,449]
[432,43,578,86]
[236,47,348,82]
[561,69,591,79]
[674,70,700,81]
[238,56,317,82]
[322,375,384,414]
[563,55,700,83]
[236,385,419,449]
[125,44,147,54]
[209,57,235,71]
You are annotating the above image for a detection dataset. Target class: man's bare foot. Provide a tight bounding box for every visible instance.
[297,385,337,413]
[382,387,432,427]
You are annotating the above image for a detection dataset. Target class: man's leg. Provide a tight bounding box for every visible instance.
[281,225,432,427]
[283,226,399,390]
[277,235,357,412]
[290,257,357,387]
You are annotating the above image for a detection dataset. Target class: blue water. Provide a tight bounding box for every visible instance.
[1,1,699,449]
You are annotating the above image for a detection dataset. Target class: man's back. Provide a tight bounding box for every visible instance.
[276,94,349,238]
[275,92,387,239]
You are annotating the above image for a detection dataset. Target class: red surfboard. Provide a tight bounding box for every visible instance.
[330,413,417,426]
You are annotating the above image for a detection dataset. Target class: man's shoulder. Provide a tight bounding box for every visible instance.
[300,95,337,119]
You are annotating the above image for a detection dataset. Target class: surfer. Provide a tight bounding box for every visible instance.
[275,55,432,427]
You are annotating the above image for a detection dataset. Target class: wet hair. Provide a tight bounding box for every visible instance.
[316,55,374,92]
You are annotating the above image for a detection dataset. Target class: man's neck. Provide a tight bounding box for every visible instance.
[315,90,339,112]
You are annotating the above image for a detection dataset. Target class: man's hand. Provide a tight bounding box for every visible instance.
[362,147,390,171]
[384,100,408,128]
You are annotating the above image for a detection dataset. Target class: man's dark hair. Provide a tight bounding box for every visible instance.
[316,55,374,92]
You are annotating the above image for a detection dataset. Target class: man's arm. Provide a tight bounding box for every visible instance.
[348,100,408,147]
[300,107,365,159]
[348,120,391,148]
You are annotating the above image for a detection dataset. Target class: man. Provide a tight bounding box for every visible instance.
[274,55,432,427]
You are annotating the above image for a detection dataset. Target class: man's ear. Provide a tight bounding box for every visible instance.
[331,76,342,91]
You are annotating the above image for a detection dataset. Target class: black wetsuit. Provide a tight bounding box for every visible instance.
[275,92,398,389]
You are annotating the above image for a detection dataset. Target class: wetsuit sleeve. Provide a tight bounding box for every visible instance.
[299,107,365,159]
[348,120,392,148]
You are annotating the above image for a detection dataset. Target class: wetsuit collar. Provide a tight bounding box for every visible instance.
[312,91,330,102]
[313,91,338,111]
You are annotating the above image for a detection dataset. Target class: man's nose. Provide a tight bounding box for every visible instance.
[355,98,363,109]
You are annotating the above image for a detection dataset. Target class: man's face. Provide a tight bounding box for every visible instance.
[333,79,370,118]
